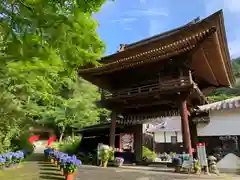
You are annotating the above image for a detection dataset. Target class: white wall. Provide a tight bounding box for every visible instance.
[142,124,154,133]
[197,108,240,136]
[154,131,183,143]
[150,108,240,143]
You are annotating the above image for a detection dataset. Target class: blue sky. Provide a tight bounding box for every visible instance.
[94,0,240,58]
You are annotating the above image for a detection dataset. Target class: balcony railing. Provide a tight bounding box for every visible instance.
[102,76,192,100]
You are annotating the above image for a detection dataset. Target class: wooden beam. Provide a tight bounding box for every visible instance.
[193,83,209,104]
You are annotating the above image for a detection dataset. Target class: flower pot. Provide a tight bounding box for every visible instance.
[50,158,54,164]
[65,172,76,180]
[60,168,64,176]
[175,166,181,173]
[103,161,108,168]
[55,161,58,166]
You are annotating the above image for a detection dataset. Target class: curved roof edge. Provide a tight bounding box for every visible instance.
[196,96,240,112]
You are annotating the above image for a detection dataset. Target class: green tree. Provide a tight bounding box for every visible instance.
[0,0,109,145]
[208,57,240,102]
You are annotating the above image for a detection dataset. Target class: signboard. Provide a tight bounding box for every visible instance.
[119,133,134,151]
[182,153,193,169]
[197,142,208,167]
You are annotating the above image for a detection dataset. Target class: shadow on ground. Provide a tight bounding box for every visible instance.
[38,161,65,180]
[25,153,46,162]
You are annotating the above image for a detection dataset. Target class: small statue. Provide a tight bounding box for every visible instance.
[208,156,219,175]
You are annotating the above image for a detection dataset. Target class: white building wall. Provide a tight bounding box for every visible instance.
[197,108,240,136]
[154,131,183,143]
[142,123,154,133]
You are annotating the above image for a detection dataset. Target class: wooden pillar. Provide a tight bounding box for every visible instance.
[189,117,197,151]
[109,112,116,148]
[179,100,193,156]
[153,133,156,152]
[134,124,143,163]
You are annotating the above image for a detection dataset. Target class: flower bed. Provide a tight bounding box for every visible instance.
[0,151,25,170]
[44,148,81,180]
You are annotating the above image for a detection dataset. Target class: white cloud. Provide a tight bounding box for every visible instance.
[110,18,138,23]
[125,8,169,17]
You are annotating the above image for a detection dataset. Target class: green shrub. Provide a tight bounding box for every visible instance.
[12,132,34,154]
[142,146,157,161]
[56,136,82,155]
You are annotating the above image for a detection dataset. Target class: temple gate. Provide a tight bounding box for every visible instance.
[78,10,234,163]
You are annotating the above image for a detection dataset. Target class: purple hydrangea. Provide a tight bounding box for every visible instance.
[46,149,81,173]
[0,150,25,168]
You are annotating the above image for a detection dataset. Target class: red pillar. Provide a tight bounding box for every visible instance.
[180,100,193,156]
[109,112,116,148]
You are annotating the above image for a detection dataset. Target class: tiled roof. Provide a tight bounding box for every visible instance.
[197,96,240,112]
[79,28,214,75]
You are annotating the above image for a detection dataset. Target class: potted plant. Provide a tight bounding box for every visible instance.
[48,151,55,164]
[142,146,157,163]
[44,148,53,161]
[63,155,81,180]
[98,145,114,167]
[193,159,201,174]
[169,152,176,159]
[172,157,182,173]
[114,157,124,167]
[12,151,24,167]
[160,152,170,161]
[3,153,12,168]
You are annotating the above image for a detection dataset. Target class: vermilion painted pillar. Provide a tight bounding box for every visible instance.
[179,100,193,156]
[109,112,116,148]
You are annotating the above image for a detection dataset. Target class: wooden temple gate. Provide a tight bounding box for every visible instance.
[78,10,234,163]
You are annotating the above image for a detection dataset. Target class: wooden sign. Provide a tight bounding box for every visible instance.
[119,133,134,151]
[197,142,208,167]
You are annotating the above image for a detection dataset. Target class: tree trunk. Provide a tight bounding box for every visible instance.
[59,126,65,142]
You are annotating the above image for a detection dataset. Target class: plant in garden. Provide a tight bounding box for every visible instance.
[0,156,6,169]
[44,148,81,175]
[142,146,157,162]
[98,144,114,167]
[169,152,177,158]
[57,136,82,154]
[160,152,171,161]
[12,151,24,164]
[2,153,13,167]
[172,157,183,173]
[0,150,25,169]
[63,155,81,173]
[114,157,124,167]
[193,160,201,174]
[0,0,111,150]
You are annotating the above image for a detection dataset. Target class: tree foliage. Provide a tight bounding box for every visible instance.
[0,0,109,148]
[208,57,240,102]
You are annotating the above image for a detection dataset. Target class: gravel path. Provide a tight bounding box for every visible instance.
[77,165,239,180]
